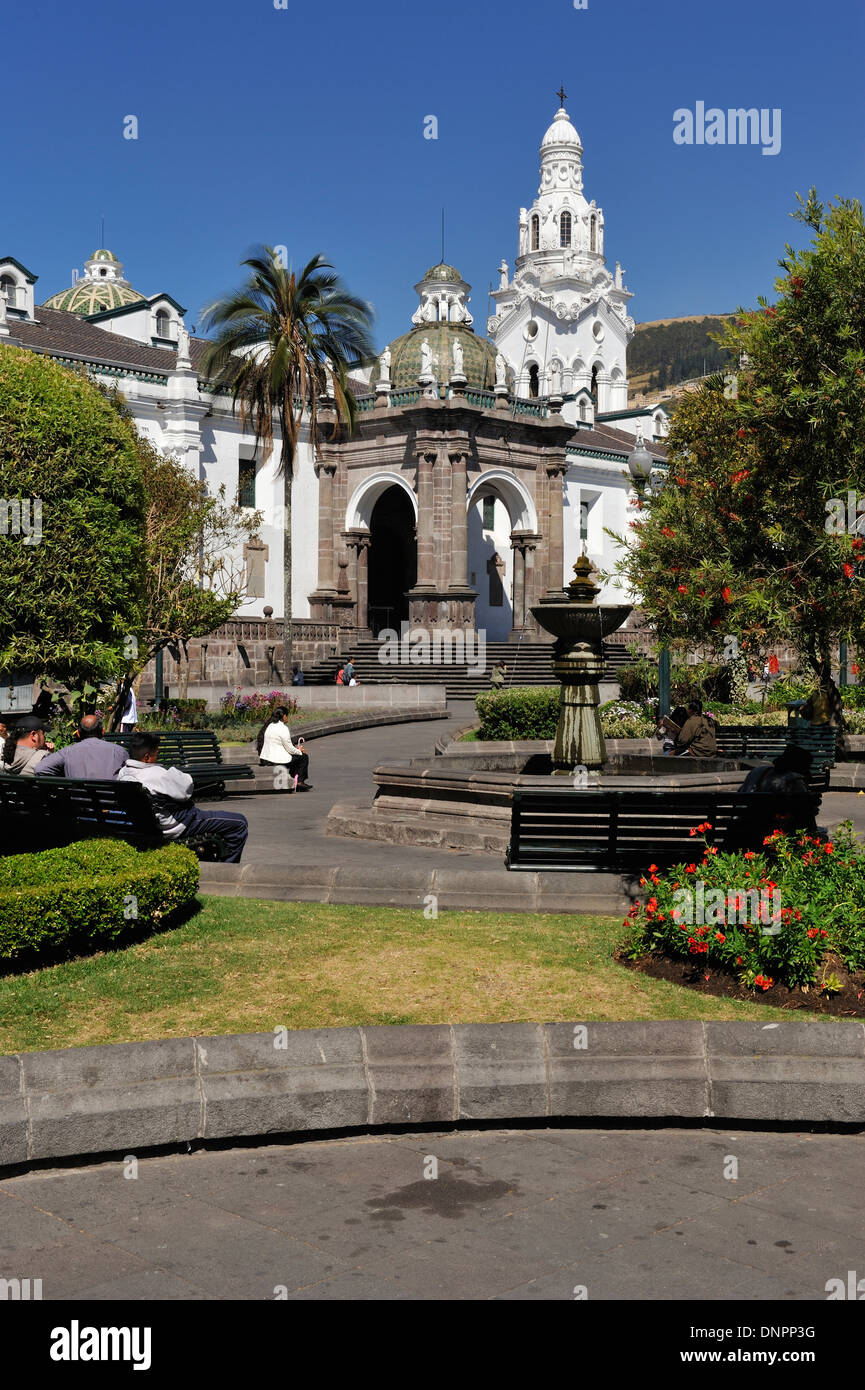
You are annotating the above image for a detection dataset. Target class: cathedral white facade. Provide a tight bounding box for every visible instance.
[0,98,667,680]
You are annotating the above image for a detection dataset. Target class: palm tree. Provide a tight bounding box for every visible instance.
[200,248,375,676]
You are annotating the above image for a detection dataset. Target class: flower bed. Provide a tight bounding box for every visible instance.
[622,821,865,1010]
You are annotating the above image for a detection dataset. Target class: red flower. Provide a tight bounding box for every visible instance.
[715,932,726,943]
[661,526,676,539]
[736,428,746,439]
[722,587,732,603]
[736,956,743,965]
[824,842,834,854]
[648,864,658,873]
[685,863,697,874]
[677,585,688,594]
[844,563,854,579]
[807,928,818,939]
[744,851,756,859]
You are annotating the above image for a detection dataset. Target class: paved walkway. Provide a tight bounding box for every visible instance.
[200,701,500,874]
[2,1127,863,1300]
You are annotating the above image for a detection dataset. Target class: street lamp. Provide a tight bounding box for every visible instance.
[627,430,654,483]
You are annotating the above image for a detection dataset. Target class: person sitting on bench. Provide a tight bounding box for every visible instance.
[672,700,718,758]
[36,714,128,779]
[725,744,821,850]
[117,731,249,862]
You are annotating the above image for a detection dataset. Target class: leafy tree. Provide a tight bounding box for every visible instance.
[200,248,375,674]
[611,191,865,705]
[109,441,262,728]
[0,348,146,689]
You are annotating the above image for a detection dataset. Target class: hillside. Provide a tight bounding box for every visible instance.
[628,314,735,399]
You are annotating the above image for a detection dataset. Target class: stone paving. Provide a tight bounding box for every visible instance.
[2,1127,863,1300]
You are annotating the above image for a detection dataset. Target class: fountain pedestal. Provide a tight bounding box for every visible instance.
[532,556,631,773]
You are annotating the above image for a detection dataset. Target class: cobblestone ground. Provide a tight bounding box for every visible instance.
[2,1127,863,1300]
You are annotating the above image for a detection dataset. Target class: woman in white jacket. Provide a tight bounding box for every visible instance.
[257,707,312,790]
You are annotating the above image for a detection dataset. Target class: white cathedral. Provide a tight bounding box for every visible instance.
[0,98,668,683]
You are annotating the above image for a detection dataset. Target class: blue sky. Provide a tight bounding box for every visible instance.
[3,0,863,348]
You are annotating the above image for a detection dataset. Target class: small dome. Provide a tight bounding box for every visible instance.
[42,248,147,317]
[541,106,582,152]
[370,323,504,393]
[421,263,465,285]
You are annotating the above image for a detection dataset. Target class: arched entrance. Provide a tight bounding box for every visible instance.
[466,471,538,642]
[367,485,417,635]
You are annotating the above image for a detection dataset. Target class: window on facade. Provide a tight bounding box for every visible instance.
[580,500,589,541]
[238,456,256,508]
[528,364,539,398]
[0,275,17,309]
[560,211,571,247]
[482,496,495,530]
[590,216,597,252]
[530,216,539,251]
[156,310,171,337]
[579,399,587,422]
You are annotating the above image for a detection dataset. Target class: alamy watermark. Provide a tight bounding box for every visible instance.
[673,103,781,157]
[377,622,486,673]
[825,492,865,535]
[0,497,42,545]
[672,881,782,934]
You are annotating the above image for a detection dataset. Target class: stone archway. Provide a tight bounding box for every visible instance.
[466,471,538,639]
[367,485,417,636]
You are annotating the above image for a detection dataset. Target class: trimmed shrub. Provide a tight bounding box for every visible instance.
[475,687,559,740]
[0,838,200,964]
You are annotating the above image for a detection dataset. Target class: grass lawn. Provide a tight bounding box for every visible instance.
[0,898,824,1054]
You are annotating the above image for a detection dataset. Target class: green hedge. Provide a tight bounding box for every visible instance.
[0,839,200,964]
[475,687,559,740]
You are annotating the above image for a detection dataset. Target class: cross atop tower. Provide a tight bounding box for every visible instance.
[556,84,567,106]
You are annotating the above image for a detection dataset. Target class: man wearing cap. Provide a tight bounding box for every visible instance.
[1,716,55,776]
[36,714,128,780]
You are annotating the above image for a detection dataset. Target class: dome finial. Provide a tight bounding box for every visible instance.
[556,84,567,108]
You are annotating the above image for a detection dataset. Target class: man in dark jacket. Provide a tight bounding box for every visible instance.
[36,714,128,779]
[673,700,718,758]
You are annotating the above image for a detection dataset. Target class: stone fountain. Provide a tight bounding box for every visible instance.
[531,555,631,773]
[327,556,752,855]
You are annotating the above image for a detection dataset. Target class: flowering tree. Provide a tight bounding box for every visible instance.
[612,191,865,691]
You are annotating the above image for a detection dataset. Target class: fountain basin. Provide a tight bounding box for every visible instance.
[326,739,758,856]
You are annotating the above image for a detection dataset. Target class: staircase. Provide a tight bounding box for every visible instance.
[303,637,632,700]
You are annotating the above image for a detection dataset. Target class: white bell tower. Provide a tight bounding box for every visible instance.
[488,92,634,416]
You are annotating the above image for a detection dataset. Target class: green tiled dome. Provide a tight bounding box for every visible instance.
[372,324,504,392]
[421,262,464,285]
[43,281,146,315]
[42,248,146,317]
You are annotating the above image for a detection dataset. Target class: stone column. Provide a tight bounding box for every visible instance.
[314,460,338,595]
[448,448,469,589]
[434,452,452,595]
[523,537,540,629]
[356,533,370,633]
[510,536,526,629]
[414,447,437,590]
[544,459,567,596]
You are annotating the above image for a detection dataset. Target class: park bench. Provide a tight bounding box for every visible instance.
[104,731,253,798]
[506,789,821,872]
[0,775,229,860]
[711,722,836,788]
